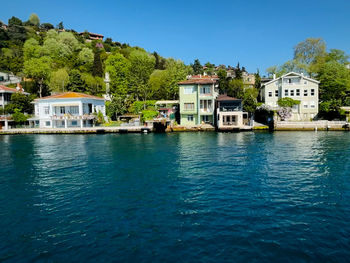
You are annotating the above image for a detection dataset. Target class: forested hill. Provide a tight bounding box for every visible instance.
[0,14,197,100]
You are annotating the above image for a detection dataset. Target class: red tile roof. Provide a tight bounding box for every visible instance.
[216,94,241,101]
[0,85,27,94]
[178,75,219,85]
[34,92,104,101]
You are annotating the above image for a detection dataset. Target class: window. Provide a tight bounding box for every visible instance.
[310,101,315,108]
[184,87,194,94]
[288,79,292,84]
[45,121,51,126]
[304,81,307,84]
[304,89,308,96]
[202,115,209,122]
[303,102,308,108]
[285,89,289,96]
[44,106,49,115]
[72,120,78,126]
[184,103,194,110]
[200,86,210,94]
[268,92,272,97]
[187,115,194,121]
[311,89,315,96]
[275,90,278,97]
[60,106,65,114]
[296,89,300,96]
[69,106,79,115]
[290,90,294,96]
[200,100,212,112]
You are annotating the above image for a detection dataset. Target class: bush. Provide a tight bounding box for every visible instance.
[12,108,28,123]
[129,100,156,114]
[277,97,300,108]
[141,110,158,122]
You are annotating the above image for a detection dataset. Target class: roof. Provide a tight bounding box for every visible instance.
[216,94,241,101]
[79,32,104,37]
[0,85,28,94]
[155,100,179,105]
[263,72,320,86]
[34,92,104,101]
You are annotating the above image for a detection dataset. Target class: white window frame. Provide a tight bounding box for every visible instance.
[187,115,194,121]
[184,87,194,94]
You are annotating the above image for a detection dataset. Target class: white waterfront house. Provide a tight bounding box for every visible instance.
[261,72,319,121]
[30,92,106,128]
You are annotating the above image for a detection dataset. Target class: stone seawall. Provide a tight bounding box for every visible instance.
[275,121,350,131]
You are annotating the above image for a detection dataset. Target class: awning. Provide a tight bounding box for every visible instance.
[51,103,80,107]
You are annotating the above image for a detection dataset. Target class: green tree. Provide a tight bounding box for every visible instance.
[105,53,131,95]
[78,47,94,69]
[92,49,103,77]
[4,93,35,114]
[243,88,259,113]
[293,38,327,76]
[235,62,242,79]
[67,69,85,92]
[23,56,52,97]
[227,78,244,98]
[191,59,203,75]
[23,38,41,60]
[50,68,69,92]
[217,68,228,94]
[129,50,155,101]
[8,16,22,27]
[29,13,40,26]
[12,108,28,123]
[57,21,64,30]
[317,61,350,103]
[326,49,349,65]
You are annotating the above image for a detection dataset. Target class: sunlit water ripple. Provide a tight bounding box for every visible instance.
[0,132,350,262]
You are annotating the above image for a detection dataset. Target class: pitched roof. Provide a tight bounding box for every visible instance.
[34,92,104,101]
[0,85,28,94]
[216,94,241,101]
[263,72,320,86]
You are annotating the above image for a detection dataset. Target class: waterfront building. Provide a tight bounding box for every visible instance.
[215,94,249,130]
[261,72,319,121]
[155,100,179,121]
[178,75,219,125]
[0,72,21,86]
[30,92,106,128]
[0,84,28,110]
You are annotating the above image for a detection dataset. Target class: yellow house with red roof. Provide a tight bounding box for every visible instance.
[30,92,106,128]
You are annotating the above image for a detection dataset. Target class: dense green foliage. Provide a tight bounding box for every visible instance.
[277,98,300,108]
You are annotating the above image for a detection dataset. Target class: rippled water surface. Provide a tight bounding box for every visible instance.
[1,132,350,262]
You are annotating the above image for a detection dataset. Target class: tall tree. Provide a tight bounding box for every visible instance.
[293,38,327,76]
[192,59,203,75]
[23,56,52,97]
[105,53,131,95]
[129,50,155,101]
[28,13,40,26]
[235,62,242,79]
[50,68,69,92]
[92,49,103,77]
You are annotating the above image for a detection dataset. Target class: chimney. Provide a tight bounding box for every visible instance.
[273,74,276,80]
[16,82,20,91]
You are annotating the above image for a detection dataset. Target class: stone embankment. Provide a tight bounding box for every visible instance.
[0,126,152,135]
[275,121,349,131]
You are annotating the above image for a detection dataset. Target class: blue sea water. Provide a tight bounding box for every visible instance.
[0,132,350,262]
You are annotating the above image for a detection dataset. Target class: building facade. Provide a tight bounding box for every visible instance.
[0,84,28,110]
[178,76,219,126]
[261,72,319,121]
[31,92,106,128]
[216,95,249,130]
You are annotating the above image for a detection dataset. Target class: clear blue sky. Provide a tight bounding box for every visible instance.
[1,0,350,75]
